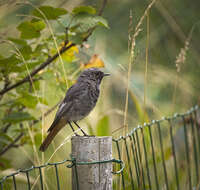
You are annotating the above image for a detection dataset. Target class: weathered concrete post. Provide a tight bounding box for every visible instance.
[71,136,112,190]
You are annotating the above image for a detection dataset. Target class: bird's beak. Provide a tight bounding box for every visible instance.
[103,73,110,77]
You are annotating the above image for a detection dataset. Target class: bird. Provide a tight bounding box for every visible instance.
[39,68,110,152]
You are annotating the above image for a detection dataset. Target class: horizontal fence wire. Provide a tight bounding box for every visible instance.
[0,159,71,190]
[0,105,200,190]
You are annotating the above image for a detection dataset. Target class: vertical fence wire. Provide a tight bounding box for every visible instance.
[190,113,199,184]
[54,164,61,190]
[194,109,200,160]
[114,140,125,190]
[129,135,140,188]
[74,159,79,190]
[140,127,152,190]
[193,108,200,189]
[147,124,159,190]
[157,121,169,190]
[25,171,31,190]
[123,137,134,189]
[135,130,146,189]
[132,133,142,188]
[182,116,192,190]
[12,175,17,190]
[38,167,44,190]
[168,118,179,190]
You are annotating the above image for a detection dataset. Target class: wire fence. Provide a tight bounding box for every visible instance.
[0,159,70,190]
[0,105,200,190]
[113,105,200,190]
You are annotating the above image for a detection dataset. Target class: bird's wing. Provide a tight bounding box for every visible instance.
[47,83,86,132]
[47,101,72,132]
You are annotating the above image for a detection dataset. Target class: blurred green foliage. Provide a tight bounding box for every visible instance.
[0,1,108,169]
[96,115,110,136]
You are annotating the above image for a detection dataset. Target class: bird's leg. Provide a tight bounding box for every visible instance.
[68,122,79,136]
[73,122,88,136]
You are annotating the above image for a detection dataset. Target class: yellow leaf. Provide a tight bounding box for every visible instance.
[51,42,79,62]
[82,54,105,69]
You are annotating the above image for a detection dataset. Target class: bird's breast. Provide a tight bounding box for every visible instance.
[88,85,99,104]
[66,84,100,122]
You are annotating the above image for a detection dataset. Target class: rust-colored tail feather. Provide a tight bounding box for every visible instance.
[39,121,65,152]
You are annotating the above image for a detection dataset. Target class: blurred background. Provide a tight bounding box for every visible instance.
[0,0,200,189]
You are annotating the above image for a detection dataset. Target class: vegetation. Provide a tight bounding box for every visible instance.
[0,0,199,189]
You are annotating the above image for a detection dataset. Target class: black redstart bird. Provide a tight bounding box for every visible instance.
[39,68,109,151]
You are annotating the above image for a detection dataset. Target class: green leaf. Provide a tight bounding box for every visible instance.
[19,45,32,60]
[3,112,35,123]
[16,82,32,95]
[20,135,31,145]
[33,79,40,91]
[0,45,32,73]
[32,5,68,20]
[17,20,45,39]
[7,37,27,47]
[68,34,84,44]
[0,133,13,145]
[94,16,109,28]
[33,43,47,56]
[38,97,48,105]
[0,55,20,66]
[96,116,110,136]
[71,13,109,34]
[72,6,96,15]
[15,60,41,72]
[17,93,38,109]
[0,55,20,73]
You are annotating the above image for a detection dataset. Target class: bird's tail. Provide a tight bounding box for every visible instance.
[39,121,65,152]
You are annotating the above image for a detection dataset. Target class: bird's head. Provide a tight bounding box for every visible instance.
[78,68,110,85]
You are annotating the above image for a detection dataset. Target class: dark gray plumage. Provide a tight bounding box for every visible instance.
[39,68,109,151]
